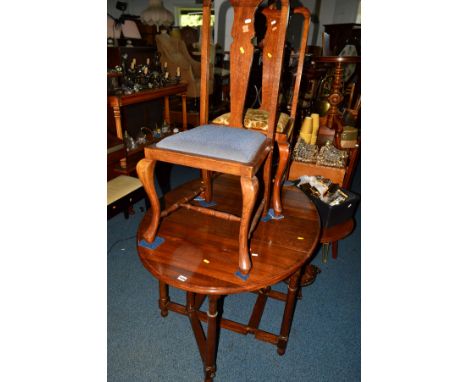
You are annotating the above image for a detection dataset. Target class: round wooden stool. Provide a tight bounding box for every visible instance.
[299,218,355,287]
[321,218,355,263]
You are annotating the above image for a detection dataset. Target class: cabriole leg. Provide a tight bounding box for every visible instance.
[239,176,259,274]
[136,158,160,244]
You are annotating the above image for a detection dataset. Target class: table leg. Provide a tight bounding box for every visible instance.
[111,105,123,140]
[332,241,338,259]
[164,95,171,125]
[186,293,221,382]
[277,269,301,355]
[111,105,127,169]
[159,281,169,317]
[322,242,330,264]
[205,295,221,381]
[187,292,207,365]
[181,93,188,130]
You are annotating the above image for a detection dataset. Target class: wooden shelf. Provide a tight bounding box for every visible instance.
[107,72,123,78]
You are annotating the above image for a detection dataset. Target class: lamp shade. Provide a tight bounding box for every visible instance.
[140,0,174,26]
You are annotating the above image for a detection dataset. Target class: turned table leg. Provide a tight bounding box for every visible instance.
[164,95,171,125]
[187,293,208,366]
[158,281,169,317]
[332,241,339,259]
[111,105,123,140]
[277,269,301,355]
[181,93,187,130]
[204,295,221,381]
[186,293,221,382]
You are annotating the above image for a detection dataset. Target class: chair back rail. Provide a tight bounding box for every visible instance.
[289,7,310,122]
[199,0,213,125]
[259,1,290,138]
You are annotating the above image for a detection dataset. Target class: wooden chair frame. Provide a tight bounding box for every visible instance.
[210,6,311,217]
[271,6,310,215]
[136,0,290,275]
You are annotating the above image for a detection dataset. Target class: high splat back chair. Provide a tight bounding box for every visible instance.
[212,6,310,217]
[136,0,290,275]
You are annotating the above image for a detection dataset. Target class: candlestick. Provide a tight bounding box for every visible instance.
[299,117,313,144]
[300,116,313,134]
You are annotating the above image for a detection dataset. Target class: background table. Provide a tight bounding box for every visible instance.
[108,83,188,140]
[108,83,188,173]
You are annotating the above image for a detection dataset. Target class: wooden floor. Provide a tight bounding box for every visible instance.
[137,174,321,295]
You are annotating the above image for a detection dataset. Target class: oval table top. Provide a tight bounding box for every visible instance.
[137,174,321,295]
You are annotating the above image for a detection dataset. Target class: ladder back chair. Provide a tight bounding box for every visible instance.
[136,0,290,275]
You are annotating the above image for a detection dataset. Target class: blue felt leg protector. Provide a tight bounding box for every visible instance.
[138,236,165,249]
[261,208,284,222]
[235,270,250,281]
[194,195,217,207]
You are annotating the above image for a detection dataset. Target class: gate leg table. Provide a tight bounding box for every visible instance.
[136,175,321,381]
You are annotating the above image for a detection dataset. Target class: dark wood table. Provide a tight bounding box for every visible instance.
[108,83,189,172]
[108,83,189,140]
[136,174,321,381]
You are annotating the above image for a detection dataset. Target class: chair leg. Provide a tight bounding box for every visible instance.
[201,170,213,203]
[262,151,274,216]
[136,158,160,244]
[239,176,259,274]
[272,141,289,216]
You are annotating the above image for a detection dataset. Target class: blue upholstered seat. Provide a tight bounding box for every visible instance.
[155,124,267,163]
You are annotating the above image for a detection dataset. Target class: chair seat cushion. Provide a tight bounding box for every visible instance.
[155,124,266,163]
[212,108,291,133]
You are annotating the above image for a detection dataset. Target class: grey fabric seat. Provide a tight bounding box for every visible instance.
[155,124,266,164]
